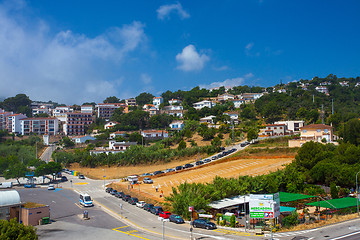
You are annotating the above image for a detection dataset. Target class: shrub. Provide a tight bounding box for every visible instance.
[282,212,299,228]
[230,214,236,228]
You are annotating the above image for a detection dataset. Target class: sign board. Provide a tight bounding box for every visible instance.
[249,193,280,219]
[198,214,213,218]
[189,206,194,212]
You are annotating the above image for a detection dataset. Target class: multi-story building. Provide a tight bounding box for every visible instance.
[7,114,27,134]
[217,93,235,101]
[161,105,184,118]
[288,124,336,147]
[315,86,329,95]
[153,97,163,109]
[32,105,51,116]
[168,99,182,105]
[81,105,94,114]
[274,120,305,133]
[200,116,216,124]
[259,124,289,137]
[143,104,159,117]
[125,98,137,107]
[193,100,216,110]
[0,111,13,130]
[52,106,74,122]
[64,112,94,136]
[95,103,128,119]
[169,121,185,131]
[20,117,59,135]
[238,93,264,101]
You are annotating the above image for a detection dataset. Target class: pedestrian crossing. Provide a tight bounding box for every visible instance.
[265,228,318,238]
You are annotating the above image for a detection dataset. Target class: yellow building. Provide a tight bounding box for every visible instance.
[288,124,336,147]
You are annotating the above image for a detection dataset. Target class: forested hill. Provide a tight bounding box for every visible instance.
[255,75,360,129]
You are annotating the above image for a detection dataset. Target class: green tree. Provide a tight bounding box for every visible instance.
[211,136,221,148]
[2,94,32,117]
[103,96,120,103]
[330,182,339,199]
[3,156,27,185]
[247,128,258,142]
[343,119,360,146]
[61,137,75,148]
[282,211,299,228]
[0,218,38,240]
[136,92,154,106]
[178,140,186,150]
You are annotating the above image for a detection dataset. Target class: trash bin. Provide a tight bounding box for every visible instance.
[83,210,88,219]
[42,217,50,224]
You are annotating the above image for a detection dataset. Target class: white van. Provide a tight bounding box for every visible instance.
[0,182,13,189]
[127,175,138,184]
[79,193,93,207]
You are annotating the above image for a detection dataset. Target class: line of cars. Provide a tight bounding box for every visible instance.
[140,148,238,177]
[105,187,185,224]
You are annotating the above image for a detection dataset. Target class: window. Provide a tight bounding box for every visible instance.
[317,129,321,132]
[303,130,307,133]
[324,129,329,133]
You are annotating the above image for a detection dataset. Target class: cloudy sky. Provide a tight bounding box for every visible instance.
[0,0,359,104]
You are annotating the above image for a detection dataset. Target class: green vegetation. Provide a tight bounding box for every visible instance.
[0,218,38,240]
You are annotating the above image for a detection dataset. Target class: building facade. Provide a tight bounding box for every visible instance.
[153,97,163,109]
[193,100,216,110]
[7,114,27,134]
[96,103,128,119]
[64,112,94,136]
[125,98,137,106]
[20,117,59,135]
[81,105,94,114]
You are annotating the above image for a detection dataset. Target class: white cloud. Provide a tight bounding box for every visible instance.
[157,2,190,20]
[140,73,152,84]
[213,65,229,71]
[0,2,147,104]
[176,44,209,72]
[245,42,260,57]
[199,74,254,89]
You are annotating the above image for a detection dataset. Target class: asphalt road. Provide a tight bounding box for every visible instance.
[40,145,56,163]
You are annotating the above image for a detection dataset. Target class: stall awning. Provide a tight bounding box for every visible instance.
[306,197,357,209]
[279,192,315,202]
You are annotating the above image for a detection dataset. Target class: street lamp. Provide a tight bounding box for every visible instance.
[103,169,105,189]
[162,218,165,240]
[356,171,360,216]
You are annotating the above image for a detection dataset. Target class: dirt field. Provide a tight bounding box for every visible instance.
[107,156,293,203]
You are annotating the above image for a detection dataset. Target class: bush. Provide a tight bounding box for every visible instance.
[282,212,299,228]
[230,214,236,228]
[216,213,222,225]
[0,218,38,239]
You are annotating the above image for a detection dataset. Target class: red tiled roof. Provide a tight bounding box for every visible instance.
[301,124,333,130]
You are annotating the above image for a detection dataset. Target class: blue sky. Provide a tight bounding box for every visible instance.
[0,0,359,104]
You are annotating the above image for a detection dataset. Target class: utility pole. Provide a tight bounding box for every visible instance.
[232,119,235,144]
[332,99,334,115]
[321,104,324,124]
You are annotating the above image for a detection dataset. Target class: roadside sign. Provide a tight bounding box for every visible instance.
[249,193,280,219]
[189,206,194,212]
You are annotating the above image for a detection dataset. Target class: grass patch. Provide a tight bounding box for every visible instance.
[23,202,46,208]
[252,137,292,148]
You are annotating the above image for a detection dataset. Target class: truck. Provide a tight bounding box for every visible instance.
[0,182,13,188]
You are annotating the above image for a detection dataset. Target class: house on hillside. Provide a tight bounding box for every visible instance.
[274,120,304,133]
[141,130,168,139]
[153,97,163,109]
[259,124,290,137]
[169,121,185,131]
[104,121,119,129]
[70,135,96,144]
[288,124,337,147]
[161,105,184,118]
[193,100,216,110]
[217,93,235,101]
[109,131,127,139]
[223,112,239,124]
[200,116,216,124]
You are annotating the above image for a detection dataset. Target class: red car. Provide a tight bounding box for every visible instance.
[159,211,172,219]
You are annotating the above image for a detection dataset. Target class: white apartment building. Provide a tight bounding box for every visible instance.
[20,117,59,135]
[153,97,163,109]
[7,114,27,134]
[52,106,74,122]
[81,105,94,114]
[193,100,216,110]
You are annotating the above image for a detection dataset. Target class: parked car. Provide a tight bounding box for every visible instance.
[144,203,154,212]
[192,219,217,230]
[141,173,152,177]
[175,166,183,171]
[165,168,175,173]
[110,189,118,195]
[60,176,68,182]
[159,211,172,219]
[169,214,185,224]
[115,191,123,198]
[105,187,113,193]
[124,195,131,202]
[151,206,164,215]
[136,201,146,208]
[143,177,153,184]
[195,161,203,166]
[129,197,138,205]
[118,191,125,199]
[78,174,85,179]
[211,156,217,160]
[184,163,194,169]
[240,143,246,147]
[203,159,211,163]
[220,147,225,151]
[153,171,164,176]
[47,184,55,190]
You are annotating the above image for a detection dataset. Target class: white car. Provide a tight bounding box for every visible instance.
[48,184,55,190]
[143,177,153,184]
[136,201,146,208]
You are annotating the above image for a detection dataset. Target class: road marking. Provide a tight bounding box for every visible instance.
[74,182,89,185]
[329,230,360,240]
[213,229,253,237]
[113,227,149,240]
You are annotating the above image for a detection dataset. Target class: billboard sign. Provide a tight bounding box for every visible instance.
[249,193,280,219]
